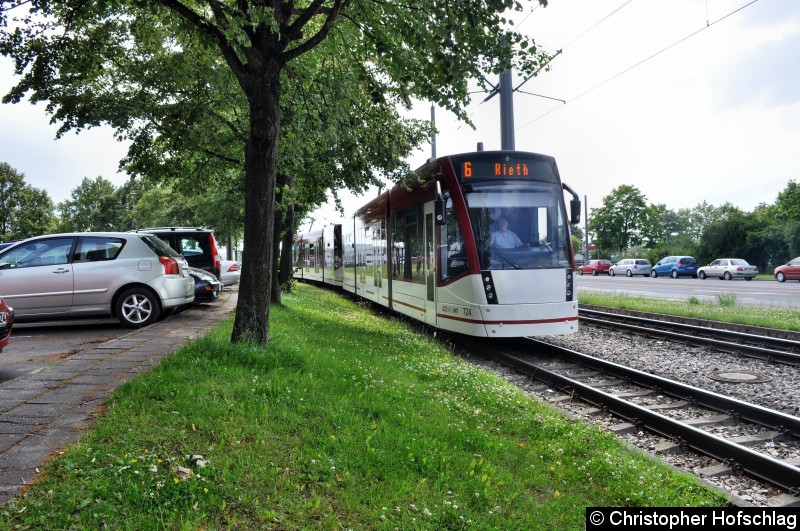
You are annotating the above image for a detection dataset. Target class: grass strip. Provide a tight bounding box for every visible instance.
[2,284,730,529]
[579,290,800,332]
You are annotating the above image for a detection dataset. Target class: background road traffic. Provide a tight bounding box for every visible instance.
[577,275,800,308]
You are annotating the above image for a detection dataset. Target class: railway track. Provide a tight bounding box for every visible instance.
[579,307,800,365]
[456,333,800,507]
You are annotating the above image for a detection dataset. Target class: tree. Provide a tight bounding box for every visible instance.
[2,0,552,345]
[772,180,800,222]
[0,162,56,240]
[16,186,57,238]
[58,177,124,232]
[589,185,649,255]
[640,203,681,250]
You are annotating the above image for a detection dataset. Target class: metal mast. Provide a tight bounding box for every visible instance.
[499,68,515,150]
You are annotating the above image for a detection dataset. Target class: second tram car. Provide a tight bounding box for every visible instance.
[294,150,581,338]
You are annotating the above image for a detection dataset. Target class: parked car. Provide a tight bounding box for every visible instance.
[578,259,613,276]
[134,227,222,279]
[0,233,194,327]
[697,258,758,280]
[609,258,652,277]
[774,256,800,283]
[0,294,13,353]
[190,267,223,301]
[219,260,241,286]
[650,255,699,278]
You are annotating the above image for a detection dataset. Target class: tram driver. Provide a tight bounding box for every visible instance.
[490,216,527,249]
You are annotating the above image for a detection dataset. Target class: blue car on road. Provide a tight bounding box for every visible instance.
[650,255,699,278]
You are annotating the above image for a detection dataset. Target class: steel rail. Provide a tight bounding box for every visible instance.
[579,309,800,365]
[495,338,800,492]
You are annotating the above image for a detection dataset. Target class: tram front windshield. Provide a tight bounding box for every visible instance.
[464,180,571,270]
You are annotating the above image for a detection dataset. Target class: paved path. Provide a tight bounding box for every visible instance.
[0,288,238,504]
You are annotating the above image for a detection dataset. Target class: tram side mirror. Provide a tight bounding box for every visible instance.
[570,199,581,225]
[435,193,446,226]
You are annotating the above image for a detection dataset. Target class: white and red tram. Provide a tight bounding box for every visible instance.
[294,150,581,338]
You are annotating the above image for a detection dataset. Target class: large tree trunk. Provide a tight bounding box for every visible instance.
[231,58,281,344]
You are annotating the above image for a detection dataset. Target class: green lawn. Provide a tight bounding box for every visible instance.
[578,290,800,332]
[2,284,730,529]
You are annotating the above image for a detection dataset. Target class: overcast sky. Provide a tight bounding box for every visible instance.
[2,0,798,230]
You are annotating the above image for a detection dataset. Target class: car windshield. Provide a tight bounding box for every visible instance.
[730,259,749,266]
[462,180,571,270]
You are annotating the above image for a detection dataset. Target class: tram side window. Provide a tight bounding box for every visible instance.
[392,205,424,282]
[440,195,468,281]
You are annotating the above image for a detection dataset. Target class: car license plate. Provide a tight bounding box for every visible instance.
[0,312,5,325]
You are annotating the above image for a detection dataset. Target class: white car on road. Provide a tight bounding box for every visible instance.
[698,258,758,280]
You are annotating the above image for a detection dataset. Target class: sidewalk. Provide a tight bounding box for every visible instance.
[0,288,238,505]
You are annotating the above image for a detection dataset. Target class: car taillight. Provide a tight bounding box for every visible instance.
[209,233,221,274]
[159,256,180,275]
[677,261,683,268]
[228,263,239,272]
[754,266,759,273]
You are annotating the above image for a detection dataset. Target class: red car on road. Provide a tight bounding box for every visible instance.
[774,256,800,283]
[578,259,613,276]
[0,294,12,352]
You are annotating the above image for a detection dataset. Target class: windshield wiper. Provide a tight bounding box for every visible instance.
[488,243,523,270]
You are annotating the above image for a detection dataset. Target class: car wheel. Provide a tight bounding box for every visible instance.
[626,270,633,277]
[671,270,679,279]
[699,271,706,279]
[578,269,584,275]
[776,272,786,282]
[609,269,615,276]
[745,277,752,281]
[650,270,657,278]
[724,271,732,280]
[117,287,161,328]
[591,269,598,276]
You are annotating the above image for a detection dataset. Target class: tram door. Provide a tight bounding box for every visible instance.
[423,202,437,327]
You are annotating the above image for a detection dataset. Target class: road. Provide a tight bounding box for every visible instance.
[576,275,800,308]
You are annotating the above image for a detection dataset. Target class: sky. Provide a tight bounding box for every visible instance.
[1,0,798,232]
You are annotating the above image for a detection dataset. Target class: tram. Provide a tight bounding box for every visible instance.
[293,150,581,338]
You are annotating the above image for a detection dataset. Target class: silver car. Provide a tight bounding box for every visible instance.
[219,260,241,286]
[697,258,758,280]
[609,258,652,277]
[0,233,194,327]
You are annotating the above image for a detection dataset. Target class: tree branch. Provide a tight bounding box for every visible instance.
[149,0,249,88]
[283,0,348,62]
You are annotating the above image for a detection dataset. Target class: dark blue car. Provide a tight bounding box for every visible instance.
[650,256,699,278]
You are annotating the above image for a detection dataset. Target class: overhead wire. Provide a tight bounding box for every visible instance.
[514,0,634,94]
[516,0,761,131]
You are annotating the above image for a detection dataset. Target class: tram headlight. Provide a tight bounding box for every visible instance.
[482,271,498,304]
[565,268,574,301]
